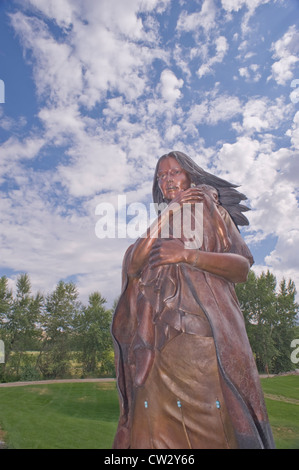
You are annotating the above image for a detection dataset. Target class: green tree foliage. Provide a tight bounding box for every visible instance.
[1,269,297,382]
[0,276,13,367]
[38,281,81,378]
[0,274,43,378]
[272,278,299,373]
[74,292,114,376]
[236,270,299,374]
[0,274,116,381]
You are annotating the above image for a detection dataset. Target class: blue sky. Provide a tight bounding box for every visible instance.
[0,0,298,306]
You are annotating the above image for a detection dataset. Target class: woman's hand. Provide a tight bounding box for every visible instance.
[149,238,188,269]
[169,187,206,207]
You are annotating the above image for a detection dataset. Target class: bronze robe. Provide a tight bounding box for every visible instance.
[111,200,275,449]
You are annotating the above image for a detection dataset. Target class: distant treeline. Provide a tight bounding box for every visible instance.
[0,274,115,382]
[0,269,298,383]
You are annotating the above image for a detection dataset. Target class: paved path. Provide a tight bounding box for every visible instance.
[0,370,297,387]
[0,378,116,388]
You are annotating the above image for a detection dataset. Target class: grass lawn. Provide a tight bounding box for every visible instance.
[0,376,298,449]
[260,376,299,449]
[0,381,119,449]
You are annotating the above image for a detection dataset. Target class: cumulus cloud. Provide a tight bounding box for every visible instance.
[0,176,130,302]
[177,0,217,36]
[265,230,299,272]
[175,0,229,79]
[213,91,299,286]
[10,3,167,109]
[269,25,299,85]
[221,0,270,13]
[184,93,242,136]
[286,111,299,149]
[1,0,298,304]
[158,69,184,103]
[0,136,45,185]
[58,140,129,197]
[197,35,229,78]
[241,96,294,134]
[221,0,271,35]
[239,64,261,82]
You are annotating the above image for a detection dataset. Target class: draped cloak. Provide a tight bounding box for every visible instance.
[111,197,275,449]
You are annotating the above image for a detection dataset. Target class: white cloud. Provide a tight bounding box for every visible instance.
[239,64,261,82]
[214,135,261,185]
[58,140,129,197]
[21,0,75,28]
[269,25,299,85]
[177,0,217,36]
[185,93,242,134]
[265,230,299,272]
[286,110,299,149]
[4,0,174,304]
[10,12,83,106]
[158,69,184,103]
[221,0,270,12]
[239,66,250,79]
[22,0,171,36]
[0,109,27,132]
[197,35,229,78]
[242,96,294,134]
[164,124,182,142]
[2,0,299,305]
[212,99,299,292]
[221,0,271,35]
[249,179,299,235]
[11,1,168,110]
[38,105,87,146]
[0,176,131,304]
[0,136,45,185]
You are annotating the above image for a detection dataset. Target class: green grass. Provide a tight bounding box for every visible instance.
[0,382,119,449]
[260,375,299,401]
[263,399,299,449]
[0,376,298,449]
[260,376,299,449]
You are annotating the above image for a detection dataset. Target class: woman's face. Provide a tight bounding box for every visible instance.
[157,156,191,201]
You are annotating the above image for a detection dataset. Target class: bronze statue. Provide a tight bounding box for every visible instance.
[112,151,275,449]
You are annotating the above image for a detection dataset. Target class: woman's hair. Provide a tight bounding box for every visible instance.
[152,150,250,227]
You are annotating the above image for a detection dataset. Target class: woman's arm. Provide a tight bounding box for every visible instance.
[187,249,250,283]
[127,187,205,278]
[149,240,250,284]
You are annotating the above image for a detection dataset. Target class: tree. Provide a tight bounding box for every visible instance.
[0,276,13,379]
[272,278,299,373]
[237,270,278,373]
[75,292,113,376]
[2,274,43,377]
[38,280,81,378]
[236,270,299,374]
[0,276,13,323]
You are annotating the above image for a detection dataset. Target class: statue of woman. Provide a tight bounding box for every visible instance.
[111,151,275,449]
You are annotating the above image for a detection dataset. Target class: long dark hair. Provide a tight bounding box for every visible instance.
[152,151,250,227]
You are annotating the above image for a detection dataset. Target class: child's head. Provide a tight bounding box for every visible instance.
[196,184,219,205]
